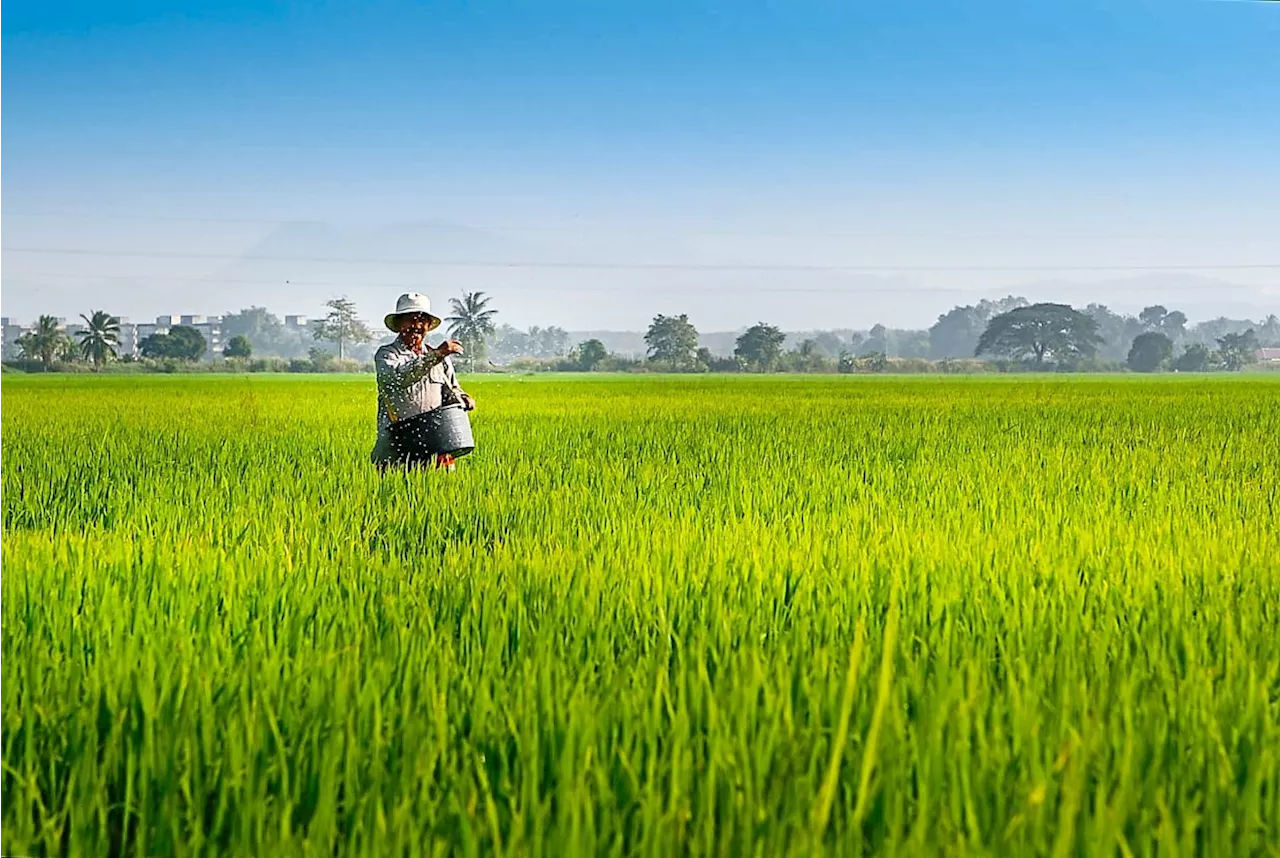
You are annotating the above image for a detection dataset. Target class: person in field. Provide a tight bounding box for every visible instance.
[371,292,476,472]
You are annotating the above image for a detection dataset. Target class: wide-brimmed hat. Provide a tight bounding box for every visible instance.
[384,292,443,333]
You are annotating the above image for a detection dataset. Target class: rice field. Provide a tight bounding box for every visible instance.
[3,373,1278,857]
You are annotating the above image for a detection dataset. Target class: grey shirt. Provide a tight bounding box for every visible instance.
[370,340,465,464]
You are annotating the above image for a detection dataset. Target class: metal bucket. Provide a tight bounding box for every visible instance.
[389,404,475,462]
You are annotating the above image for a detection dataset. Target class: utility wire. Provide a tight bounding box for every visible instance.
[5,210,1278,241]
[1,271,1260,293]
[4,246,1279,273]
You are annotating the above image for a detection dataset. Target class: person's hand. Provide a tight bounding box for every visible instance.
[436,339,464,357]
[459,392,476,411]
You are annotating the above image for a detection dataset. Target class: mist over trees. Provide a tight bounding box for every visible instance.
[140,326,207,361]
[645,314,701,370]
[734,323,787,371]
[975,304,1103,367]
[6,293,1278,374]
[929,296,1029,359]
[1127,332,1175,373]
[313,298,373,361]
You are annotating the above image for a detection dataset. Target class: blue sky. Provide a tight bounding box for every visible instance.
[3,0,1278,329]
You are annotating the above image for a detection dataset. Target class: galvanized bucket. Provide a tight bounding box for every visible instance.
[388,404,475,463]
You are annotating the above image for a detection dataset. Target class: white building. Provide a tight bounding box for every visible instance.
[1,317,26,357]
[136,314,223,360]
[3,311,309,362]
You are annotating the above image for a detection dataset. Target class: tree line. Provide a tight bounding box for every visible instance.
[5,293,1276,374]
[2,293,503,372]
[628,302,1274,373]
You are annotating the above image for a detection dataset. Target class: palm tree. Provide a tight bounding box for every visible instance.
[77,310,121,370]
[446,292,499,369]
[19,315,69,371]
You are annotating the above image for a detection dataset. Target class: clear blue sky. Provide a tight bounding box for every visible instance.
[3,0,1278,329]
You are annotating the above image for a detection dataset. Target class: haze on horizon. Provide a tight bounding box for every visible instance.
[3,0,1278,332]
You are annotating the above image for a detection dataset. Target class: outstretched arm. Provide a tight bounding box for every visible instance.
[444,357,476,410]
[376,346,444,391]
[377,340,465,391]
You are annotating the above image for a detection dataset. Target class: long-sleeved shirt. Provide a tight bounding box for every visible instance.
[370,340,466,465]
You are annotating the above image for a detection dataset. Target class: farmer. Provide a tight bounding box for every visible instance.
[371,292,476,471]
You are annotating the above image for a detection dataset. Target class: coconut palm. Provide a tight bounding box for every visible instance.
[446,291,499,368]
[77,310,122,369]
[18,315,69,371]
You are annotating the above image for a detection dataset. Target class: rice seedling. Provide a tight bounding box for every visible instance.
[3,373,1278,856]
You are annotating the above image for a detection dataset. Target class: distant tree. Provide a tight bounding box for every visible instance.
[1082,304,1144,362]
[490,324,529,361]
[1138,305,1169,330]
[785,338,834,373]
[697,347,738,372]
[734,322,787,371]
[221,306,307,356]
[929,296,1028,359]
[528,325,570,358]
[1138,305,1188,338]
[17,316,69,370]
[645,313,700,369]
[222,306,283,340]
[58,335,81,363]
[1189,316,1255,346]
[811,331,853,357]
[975,303,1102,366]
[224,335,253,359]
[138,333,170,359]
[76,310,121,370]
[168,326,207,360]
[1162,310,1188,337]
[139,326,206,360]
[1258,314,1280,345]
[859,352,889,373]
[892,329,931,359]
[1172,343,1215,372]
[571,338,608,371]
[446,292,499,368]
[1127,332,1174,372]
[1216,329,1260,371]
[861,323,890,356]
[313,297,372,361]
[308,346,336,371]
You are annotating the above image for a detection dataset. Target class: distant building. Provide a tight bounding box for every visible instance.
[154,314,224,360]
[1257,348,1280,363]
[1,317,24,357]
[116,318,143,357]
[2,311,307,362]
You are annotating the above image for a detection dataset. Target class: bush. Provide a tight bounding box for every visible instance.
[886,358,933,374]
[248,357,291,373]
[1061,356,1126,373]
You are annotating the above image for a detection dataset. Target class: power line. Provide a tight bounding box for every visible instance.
[4,245,1280,273]
[2,271,1263,294]
[5,211,1279,241]
[0,272,968,293]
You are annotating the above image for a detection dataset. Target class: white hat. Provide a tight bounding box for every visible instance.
[384,292,443,333]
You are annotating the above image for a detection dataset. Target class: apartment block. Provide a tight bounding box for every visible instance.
[1,317,25,357]
[4,312,308,362]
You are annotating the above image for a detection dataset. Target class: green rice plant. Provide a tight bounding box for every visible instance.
[3,373,1278,856]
